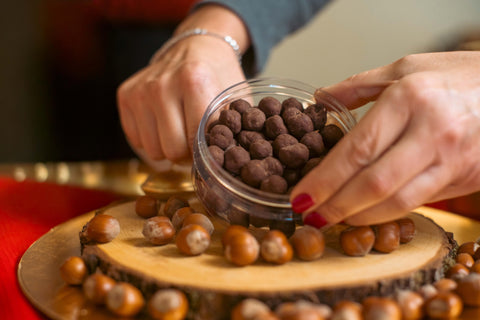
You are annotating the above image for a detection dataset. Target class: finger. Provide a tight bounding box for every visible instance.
[314,121,436,224]
[344,164,450,225]
[147,77,190,161]
[117,82,142,148]
[290,84,410,216]
[182,74,222,155]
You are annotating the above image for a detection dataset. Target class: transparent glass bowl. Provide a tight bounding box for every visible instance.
[192,78,356,227]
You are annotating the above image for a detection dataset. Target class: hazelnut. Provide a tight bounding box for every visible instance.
[228,208,250,227]
[182,213,214,235]
[285,112,314,139]
[457,241,480,256]
[230,99,251,114]
[455,272,480,307]
[260,230,293,265]
[373,221,400,253]
[59,256,87,285]
[249,215,271,228]
[418,284,438,300]
[163,196,189,219]
[224,228,259,266]
[259,96,282,117]
[456,252,475,268]
[176,224,211,256]
[340,226,375,257]
[395,290,424,320]
[321,124,344,149]
[231,298,272,320]
[242,107,266,131]
[219,109,242,134]
[135,195,160,218]
[396,217,416,244]
[424,291,463,319]
[142,216,176,245]
[300,131,325,157]
[171,206,194,230]
[224,146,251,175]
[331,300,362,320]
[446,263,470,280]
[362,296,401,320]
[148,288,188,320]
[275,300,331,320]
[471,260,480,273]
[209,124,235,150]
[250,139,273,160]
[304,103,327,131]
[260,175,288,195]
[433,278,458,292]
[222,225,251,247]
[281,107,302,122]
[290,225,325,261]
[473,246,480,261]
[81,214,120,243]
[82,273,116,305]
[238,130,265,150]
[208,145,225,167]
[106,282,145,317]
[278,143,309,169]
[265,115,288,139]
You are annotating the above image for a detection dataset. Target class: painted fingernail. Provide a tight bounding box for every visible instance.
[291,193,315,213]
[304,212,328,229]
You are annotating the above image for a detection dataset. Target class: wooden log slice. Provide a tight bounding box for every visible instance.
[81,201,456,320]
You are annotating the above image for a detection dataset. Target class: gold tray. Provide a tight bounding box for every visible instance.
[18,205,480,319]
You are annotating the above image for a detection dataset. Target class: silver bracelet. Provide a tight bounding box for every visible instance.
[150,28,242,64]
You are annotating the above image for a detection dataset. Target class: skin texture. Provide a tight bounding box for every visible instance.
[290,51,480,225]
[117,5,248,163]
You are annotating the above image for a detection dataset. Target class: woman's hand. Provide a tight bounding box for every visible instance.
[117,5,248,164]
[291,51,480,225]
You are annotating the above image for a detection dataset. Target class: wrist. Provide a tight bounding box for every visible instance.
[174,4,250,56]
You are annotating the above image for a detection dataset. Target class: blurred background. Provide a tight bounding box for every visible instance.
[1,0,480,164]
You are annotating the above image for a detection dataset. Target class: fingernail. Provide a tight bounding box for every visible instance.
[304,212,328,229]
[291,193,315,213]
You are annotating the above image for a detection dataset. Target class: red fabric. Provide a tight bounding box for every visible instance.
[0,177,123,319]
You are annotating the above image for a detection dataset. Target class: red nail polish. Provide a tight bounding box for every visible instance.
[291,193,314,213]
[304,212,328,229]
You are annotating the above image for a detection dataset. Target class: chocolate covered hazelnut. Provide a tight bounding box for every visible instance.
[262,156,284,176]
[285,112,314,139]
[208,124,234,150]
[281,97,304,114]
[321,124,344,149]
[237,130,265,150]
[229,99,251,114]
[272,133,298,157]
[301,157,324,177]
[260,175,288,194]
[281,106,302,122]
[242,107,266,131]
[265,115,288,139]
[240,159,269,188]
[219,109,242,134]
[249,139,273,159]
[283,168,301,187]
[278,143,309,169]
[300,131,325,157]
[304,103,327,130]
[224,146,250,175]
[208,145,224,167]
[258,96,282,117]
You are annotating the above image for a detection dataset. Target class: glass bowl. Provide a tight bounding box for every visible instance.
[192,78,356,229]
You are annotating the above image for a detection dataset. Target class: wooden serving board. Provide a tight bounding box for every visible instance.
[81,201,456,319]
